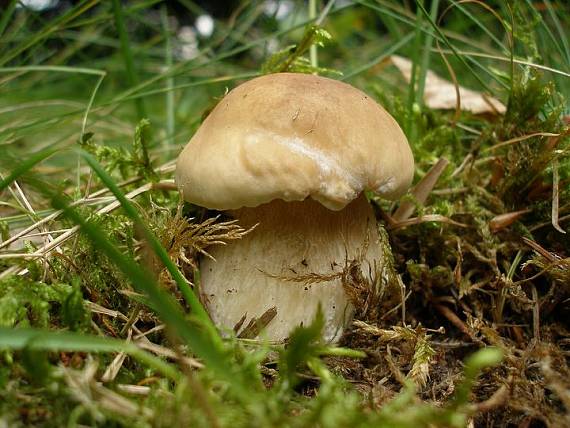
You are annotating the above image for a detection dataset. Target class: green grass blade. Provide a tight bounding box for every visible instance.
[161,5,175,149]
[309,0,318,68]
[106,5,354,106]
[0,147,59,193]
[80,152,216,336]
[49,183,246,392]
[0,66,107,137]
[111,0,146,118]
[451,0,508,53]
[540,0,570,66]
[405,3,424,136]
[0,327,181,381]
[0,0,100,67]
[357,0,507,91]
[108,72,258,104]
[0,65,106,76]
[65,0,163,29]
[0,0,18,37]
[69,152,254,395]
[414,1,500,94]
[416,0,440,107]
[341,33,414,80]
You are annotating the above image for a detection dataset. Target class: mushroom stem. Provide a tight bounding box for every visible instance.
[199,194,382,342]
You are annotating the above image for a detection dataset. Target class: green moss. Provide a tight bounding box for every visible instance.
[0,276,87,329]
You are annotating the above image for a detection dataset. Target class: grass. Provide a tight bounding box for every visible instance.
[0,0,569,426]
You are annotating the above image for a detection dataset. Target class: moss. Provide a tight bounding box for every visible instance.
[0,276,87,329]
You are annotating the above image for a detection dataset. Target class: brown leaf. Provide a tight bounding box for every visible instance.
[390,55,506,114]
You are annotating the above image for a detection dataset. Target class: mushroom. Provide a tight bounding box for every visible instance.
[176,72,414,342]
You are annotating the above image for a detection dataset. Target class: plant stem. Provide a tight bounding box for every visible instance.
[309,0,318,68]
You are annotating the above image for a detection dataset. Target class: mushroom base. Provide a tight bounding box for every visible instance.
[199,195,382,342]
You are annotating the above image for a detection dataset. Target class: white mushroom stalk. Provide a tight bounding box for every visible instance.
[202,195,380,342]
[175,72,414,342]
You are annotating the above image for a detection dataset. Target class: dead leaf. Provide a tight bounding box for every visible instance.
[390,55,506,114]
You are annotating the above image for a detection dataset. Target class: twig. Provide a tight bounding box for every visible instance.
[531,285,540,342]
[450,154,473,178]
[384,345,407,387]
[472,382,510,413]
[380,289,412,321]
[551,159,566,234]
[399,275,406,326]
[434,303,484,345]
[133,324,165,340]
[522,237,560,262]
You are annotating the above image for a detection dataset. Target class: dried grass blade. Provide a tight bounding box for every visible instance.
[101,330,132,383]
[483,132,560,152]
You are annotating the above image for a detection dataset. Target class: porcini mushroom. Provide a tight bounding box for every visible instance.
[176,72,414,342]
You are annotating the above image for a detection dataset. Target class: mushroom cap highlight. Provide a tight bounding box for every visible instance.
[176,72,414,211]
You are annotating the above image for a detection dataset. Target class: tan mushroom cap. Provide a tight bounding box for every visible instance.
[176,72,414,211]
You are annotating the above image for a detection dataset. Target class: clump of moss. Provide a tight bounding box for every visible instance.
[0,276,88,330]
[493,70,567,208]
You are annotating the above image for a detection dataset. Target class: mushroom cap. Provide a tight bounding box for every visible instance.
[176,72,414,211]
